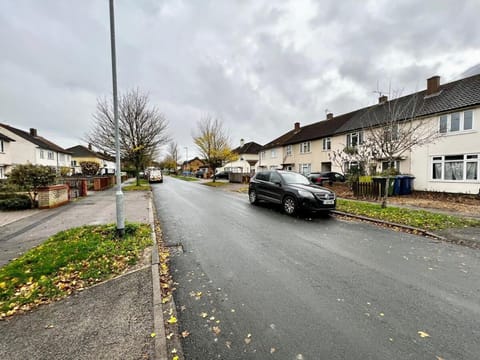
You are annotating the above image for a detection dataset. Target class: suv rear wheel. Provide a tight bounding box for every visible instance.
[283,196,297,216]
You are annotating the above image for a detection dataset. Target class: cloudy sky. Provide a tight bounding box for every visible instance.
[1,0,479,159]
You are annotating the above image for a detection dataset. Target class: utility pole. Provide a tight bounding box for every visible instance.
[109,0,125,237]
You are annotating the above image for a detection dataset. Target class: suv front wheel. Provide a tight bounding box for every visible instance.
[249,190,258,205]
[283,196,297,216]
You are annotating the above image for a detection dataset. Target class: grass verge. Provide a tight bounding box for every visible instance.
[171,175,198,182]
[123,179,151,191]
[203,181,228,187]
[336,199,480,231]
[0,222,152,319]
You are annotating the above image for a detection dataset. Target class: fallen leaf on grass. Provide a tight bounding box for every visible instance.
[418,331,430,338]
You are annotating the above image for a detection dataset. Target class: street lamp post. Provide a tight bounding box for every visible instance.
[184,147,188,173]
[109,0,125,237]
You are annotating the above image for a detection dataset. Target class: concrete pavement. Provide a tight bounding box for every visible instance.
[0,183,167,360]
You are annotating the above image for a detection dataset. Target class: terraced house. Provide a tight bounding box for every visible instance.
[259,74,480,194]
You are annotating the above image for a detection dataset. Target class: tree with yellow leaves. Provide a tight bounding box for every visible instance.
[193,116,237,182]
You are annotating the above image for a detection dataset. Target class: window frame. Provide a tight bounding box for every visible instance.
[438,110,475,134]
[431,154,479,181]
[286,145,292,156]
[299,141,311,154]
[0,140,4,153]
[298,163,311,175]
[323,137,331,151]
[346,131,364,147]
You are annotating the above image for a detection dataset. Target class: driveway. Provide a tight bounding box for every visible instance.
[152,177,480,360]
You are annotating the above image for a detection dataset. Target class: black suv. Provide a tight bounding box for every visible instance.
[248,170,336,215]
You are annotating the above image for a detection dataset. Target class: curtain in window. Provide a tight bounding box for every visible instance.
[466,162,478,180]
[444,162,463,180]
[432,163,442,179]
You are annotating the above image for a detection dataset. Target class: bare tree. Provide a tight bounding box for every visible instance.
[361,91,440,207]
[85,89,170,185]
[192,116,236,182]
[161,141,180,173]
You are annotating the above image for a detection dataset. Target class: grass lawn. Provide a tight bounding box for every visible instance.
[336,199,480,231]
[0,223,151,319]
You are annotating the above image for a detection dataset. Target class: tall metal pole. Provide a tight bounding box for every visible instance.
[109,0,125,237]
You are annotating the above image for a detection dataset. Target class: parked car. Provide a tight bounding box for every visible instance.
[148,169,163,183]
[195,169,206,178]
[212,171,229,180]
[308,171,345,186]
[248,170,336,216]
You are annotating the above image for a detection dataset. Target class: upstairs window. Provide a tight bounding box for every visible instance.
[48,151,54,160]
[286,145,292,156]
[323,137,331,151]
[260,151,265,160]
[0,140,4,153]
[439,110,474,134]
[346,131,364,147]
[300,141,311,153]
[40,150,44,159]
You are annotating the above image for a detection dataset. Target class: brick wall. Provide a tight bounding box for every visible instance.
[37,184,69,209]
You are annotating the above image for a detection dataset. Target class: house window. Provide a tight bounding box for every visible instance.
[384,124,399,142]
[271,149,277,158]
[60,154,65,161]
[286,145,292,156]
[40,150,44,159]
[323,137,331,151]
[439,110,474,134]
[71,160,77,166]
[346,131,364,147]
[432,154,479,181]
[260,151,265,160]
[299,163,311,175]
[0,140,4,153]
[48,151,54,160]
[300,141,311,153]
[382,160,400,172]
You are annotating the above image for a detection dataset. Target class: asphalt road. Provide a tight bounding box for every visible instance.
[152,177,480,360]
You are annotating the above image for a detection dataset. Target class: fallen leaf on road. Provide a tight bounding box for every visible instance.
[181,330,190,338]
[212,326,221,335]
[244,333,252,345]
[436,356,445,360]
[418,331,430,338]
[166,333,174,340]
[167,316,177,324]
[270,347,276,353]
[225,341,232,349]
[172,356,179,360]
[200,312,208,318]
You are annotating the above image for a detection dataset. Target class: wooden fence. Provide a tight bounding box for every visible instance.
[352,181,382,199]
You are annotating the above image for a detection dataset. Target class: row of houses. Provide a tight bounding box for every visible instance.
[2,73,479,194]
[221,74,479,195]
[0,123,116,178]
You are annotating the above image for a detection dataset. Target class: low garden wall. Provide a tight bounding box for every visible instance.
[37,184,69,209]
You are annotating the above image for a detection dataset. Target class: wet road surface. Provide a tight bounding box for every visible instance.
[152,177,480,360]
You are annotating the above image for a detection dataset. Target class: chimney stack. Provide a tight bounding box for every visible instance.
[426,76,440,95]
[240,138,245,147]
[29,128,37,137]
[326,113,333,120]
[378,95,388,104]
[294,122,300,131]
[88,143,92,151]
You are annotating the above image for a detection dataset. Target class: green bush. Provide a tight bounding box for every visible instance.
[0,194,32,210]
